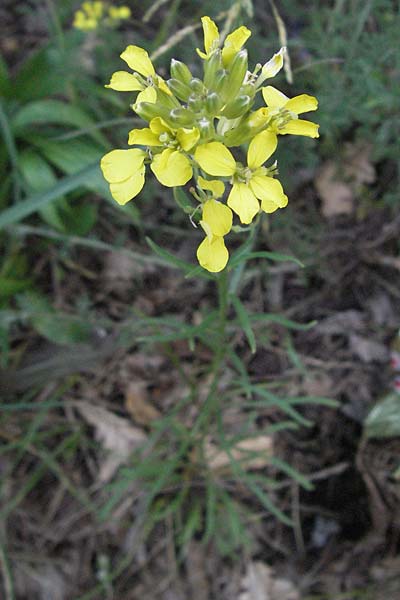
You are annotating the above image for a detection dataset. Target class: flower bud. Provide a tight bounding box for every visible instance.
[170,59,192,85]
[134,101,172,123]
[212,69,228,95]
[190,78,205,94]
[156,87,180,110]
[220,95,251,119]
[197,117,214,139]
[167,78,191,102]
[169,107,196,127]
[224,49,248,100]
[205,92,223,116]
[203,49,222,90]
[187,94,203,112]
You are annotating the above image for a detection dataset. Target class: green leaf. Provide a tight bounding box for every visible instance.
[60,203,98,236]
[13,46,68,102]
[32,138,110,197]
[17,293,93,346]
[229,250,304,269]
[0,163,100,229]
[19,149,67,230]
[146,236,214,279]
[0,277,31,298]
[365,393,400,439]
[250,313,317,331]
[230,295,256,353]
[12,100,107,145]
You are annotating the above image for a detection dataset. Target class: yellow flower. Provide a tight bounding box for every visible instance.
[262,86,319,139]
[197,16,251,65]
[73,1,104,30]
[259,47,286,81]
[105,45,171,101]
[128,117,199,187]
[194,135,288,224]
[108,6,131,20]
[197,176,225,199]
[197,199,232,272]
[100,148,146,205]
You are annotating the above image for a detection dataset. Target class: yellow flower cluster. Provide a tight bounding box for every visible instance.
[73,1,131,31]
[101,16,319,272]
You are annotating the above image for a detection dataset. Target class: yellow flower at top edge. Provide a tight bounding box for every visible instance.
[194,133,288,225]
[105,45,171,101]
[197,16,251,66]
[262,85,319,139]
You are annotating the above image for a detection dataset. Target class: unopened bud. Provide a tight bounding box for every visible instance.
[187,94,203,112]
[169,107,195,127]
[213,69,228,95]
[205,92,223,116]
[197,117,214,139]
[167,78,191,102]
[170,59,192,85]
[156,87,180,110]
[224,50,248,100]
[189,78,205,94]
[203,49,222,89]
[135,101,172,123]
[220,95,252,119]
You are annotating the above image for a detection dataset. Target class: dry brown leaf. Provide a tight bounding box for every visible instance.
[239,562,299,600]
[76,401,146,482]
[344,142,376,187]
[125,381,161,426]
[349,334,388,363]
[203,436,273,471]
[315,161,354,217]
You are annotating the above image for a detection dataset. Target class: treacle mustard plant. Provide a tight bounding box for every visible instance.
[100,15,318,273]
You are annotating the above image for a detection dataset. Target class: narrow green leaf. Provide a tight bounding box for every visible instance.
[250,313,317,331]
[0,163,100,229]
[230,295,256,353]
[146,236,213,279]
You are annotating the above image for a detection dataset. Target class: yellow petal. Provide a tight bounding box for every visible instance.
[285,94,318,115]
[105,71,143,92]
[202,199,232,237]
[197,176,225,198]
[227,183,259,224]
[136,86,157,104]
[222,25,252,65]
[128,128,161,146]
[261,47,285,79]
[100,148,146,183]
[149,117,169,135]
[197,235,229,273]
[120,45,155,77]
[194,142,236,177]
[279,119,320,138]
[200,16,219,56]
[247,130,278,170]
[249,175,288,211]
[176,127,200,152]
[262,85,289,108]
[158,77,172,95]
[109,167,146,205]
[150,148,192,187]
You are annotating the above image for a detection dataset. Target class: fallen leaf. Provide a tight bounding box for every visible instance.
[349,334,388,363]
[125,381,161,426]
[344,142,376,187]
[76,401,146,482]
[203,436,273,471]
[315,161,354,217]
[239,561,299,600]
